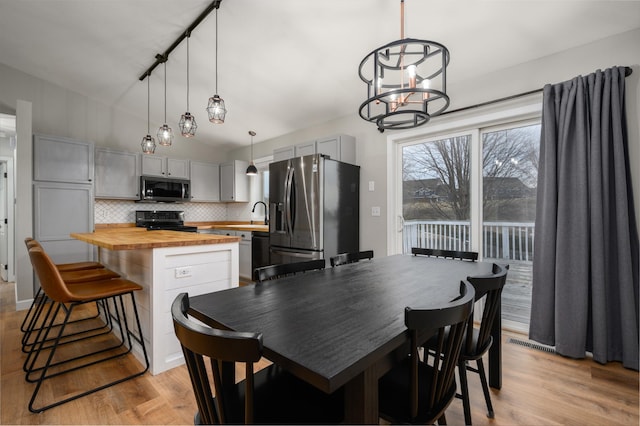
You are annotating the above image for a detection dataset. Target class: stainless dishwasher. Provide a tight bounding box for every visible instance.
[251,231,270,277]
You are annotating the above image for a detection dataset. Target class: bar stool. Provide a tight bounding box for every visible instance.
[22,239,121,352]
[26,245,149,413]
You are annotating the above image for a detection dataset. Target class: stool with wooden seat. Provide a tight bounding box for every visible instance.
[26,245,149,413]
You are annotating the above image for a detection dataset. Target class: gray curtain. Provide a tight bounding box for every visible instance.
[529,66,639,370]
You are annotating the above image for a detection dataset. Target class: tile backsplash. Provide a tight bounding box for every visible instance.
[95,200,228,224]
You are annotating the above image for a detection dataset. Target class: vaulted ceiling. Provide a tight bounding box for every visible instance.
[1,0,639,150]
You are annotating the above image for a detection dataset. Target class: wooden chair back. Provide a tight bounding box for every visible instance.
[172,293,263,424]
[465,263,508,356]
[329,250,374,267]
[253,259,325,283]
[411,247,478,262]
[404,280,475,420]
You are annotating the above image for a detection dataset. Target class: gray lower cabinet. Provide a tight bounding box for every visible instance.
[190,161,220,202]
[95,148,140,199]
[33,181,94,264]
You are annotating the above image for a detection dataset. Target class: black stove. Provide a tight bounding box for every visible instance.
[135,210,198,233]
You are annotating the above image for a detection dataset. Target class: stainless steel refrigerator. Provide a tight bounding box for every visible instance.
[269,154,360,265]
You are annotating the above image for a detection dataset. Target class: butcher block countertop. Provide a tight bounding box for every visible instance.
[71,227,241,251]
[186,222,269,233]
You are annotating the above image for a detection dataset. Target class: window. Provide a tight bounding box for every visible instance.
[389,97,542,331]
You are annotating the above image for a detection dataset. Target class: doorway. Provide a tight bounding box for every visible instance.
[0,112,17,283]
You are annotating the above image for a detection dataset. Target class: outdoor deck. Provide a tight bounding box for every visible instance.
[490,260,533,329]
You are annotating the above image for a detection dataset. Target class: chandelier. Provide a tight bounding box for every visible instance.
[358,0,450,132]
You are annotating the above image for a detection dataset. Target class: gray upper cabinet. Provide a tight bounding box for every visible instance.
[316,135,356,164]
[272,134,356,164]
[95,148,140,199]
[295,141,316,157]
[190,161,220,202]
[33,134,94,184]
[141,155,190,179]
[220,160,249,202]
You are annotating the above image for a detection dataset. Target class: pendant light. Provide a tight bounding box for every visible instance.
[157,58,173,146]
[141,76,156,154]
[206,8,227,123]
[246,131,258,176]
[179,33,197,137]
[358,0,450,132]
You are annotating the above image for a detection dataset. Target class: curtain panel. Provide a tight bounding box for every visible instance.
[529,66,639,370]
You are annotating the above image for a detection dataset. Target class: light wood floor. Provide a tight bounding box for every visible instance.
[1,281,638,425]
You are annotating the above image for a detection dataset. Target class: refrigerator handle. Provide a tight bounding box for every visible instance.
[284,166,293,236]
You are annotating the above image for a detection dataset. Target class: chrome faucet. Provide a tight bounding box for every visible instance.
[251,201,268,225]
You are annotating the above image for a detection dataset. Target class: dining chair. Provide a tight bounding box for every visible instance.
[378,280,475,425]
[171,292,344,424]
[253,258,326,283]
[411,247,478,262]
[457,263,508,424]
[26,245,149,413]
[329,250,374,267]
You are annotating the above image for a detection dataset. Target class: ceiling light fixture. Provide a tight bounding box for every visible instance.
[246,131,258,176]
[179,33,197,137]
[157,57,174,146]
[141,76,156,154]
[358,0,450,132]
[206,8,227,124]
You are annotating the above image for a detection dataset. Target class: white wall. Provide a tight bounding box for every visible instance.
[228,28,640,259]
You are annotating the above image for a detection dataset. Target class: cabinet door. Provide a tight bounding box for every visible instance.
[167,158,190,179]
[295,141,316,157]
[220,160,249,202]
[190,161,220,202]
[33,181,94,263]
[33,134,94,184]
[95,148,140,199]
[273,146,294,162]
[141,155,167,177]
[317,135,356,164]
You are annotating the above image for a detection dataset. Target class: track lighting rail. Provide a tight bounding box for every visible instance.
[138,0,222,81]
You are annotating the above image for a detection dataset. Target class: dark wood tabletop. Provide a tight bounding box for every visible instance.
[188,254,499,424]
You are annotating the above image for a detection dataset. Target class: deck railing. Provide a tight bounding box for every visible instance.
[403,220,535,261]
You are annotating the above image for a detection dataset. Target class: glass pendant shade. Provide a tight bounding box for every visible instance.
[179,112,197,137]
[157,60,173,146]
[157,124,173,146]
[141,134,156,154]
[207,95,227,123]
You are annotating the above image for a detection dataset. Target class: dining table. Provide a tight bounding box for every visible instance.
[188,254,504,424]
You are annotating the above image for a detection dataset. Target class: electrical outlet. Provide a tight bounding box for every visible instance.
[175,266,192,278]
[371,206,381,217]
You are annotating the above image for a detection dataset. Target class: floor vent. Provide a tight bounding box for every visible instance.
[507,337,556,353]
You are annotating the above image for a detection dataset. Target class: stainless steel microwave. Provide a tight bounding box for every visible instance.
[139,176,191,203]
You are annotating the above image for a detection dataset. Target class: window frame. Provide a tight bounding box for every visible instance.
[387,94,542,256]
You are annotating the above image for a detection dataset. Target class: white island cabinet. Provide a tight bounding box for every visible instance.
[71,229,240,375]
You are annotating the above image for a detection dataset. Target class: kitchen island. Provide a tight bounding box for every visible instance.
[71,228,241,374]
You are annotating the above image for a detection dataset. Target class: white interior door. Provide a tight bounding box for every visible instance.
[0,161,7,281]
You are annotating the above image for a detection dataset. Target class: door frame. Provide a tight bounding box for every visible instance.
[0,156,15,282]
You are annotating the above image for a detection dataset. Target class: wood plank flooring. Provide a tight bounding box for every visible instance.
[1,281,637,425]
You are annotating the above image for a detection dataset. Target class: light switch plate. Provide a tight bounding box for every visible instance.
[368,181,375,191]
